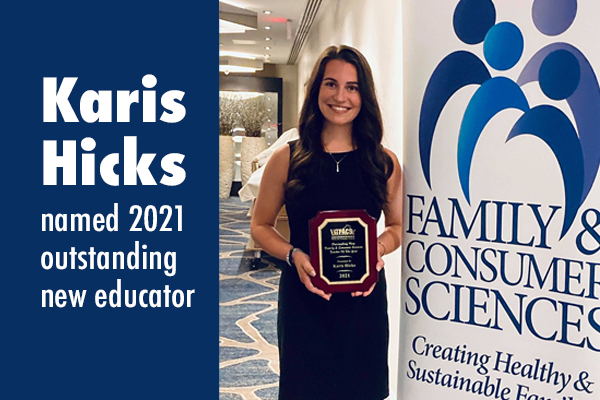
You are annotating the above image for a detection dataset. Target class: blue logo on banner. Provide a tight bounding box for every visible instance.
[419,0,600,239]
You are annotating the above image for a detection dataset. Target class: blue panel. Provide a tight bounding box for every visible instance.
[1,1,217,398]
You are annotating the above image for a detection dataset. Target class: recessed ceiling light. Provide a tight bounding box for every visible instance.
[219,65,260,74]
[220,55,264,74]
[232,39,257,45]
[265,46,271,50]
[265,26,271,30]
[220,51,260,59]
[263,10,272,14]
[219,19,257,34]
[265,37,272,41]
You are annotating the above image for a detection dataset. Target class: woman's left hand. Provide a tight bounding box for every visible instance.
[351,241,385,297]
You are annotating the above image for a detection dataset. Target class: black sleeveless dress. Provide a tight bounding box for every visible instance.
[278,141,389,400]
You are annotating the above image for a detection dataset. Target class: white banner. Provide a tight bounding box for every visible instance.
[400,1,600,399]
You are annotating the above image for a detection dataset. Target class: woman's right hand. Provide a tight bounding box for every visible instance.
[292,250,332,301]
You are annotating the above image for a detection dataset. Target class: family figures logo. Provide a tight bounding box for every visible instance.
[419,0,600,239]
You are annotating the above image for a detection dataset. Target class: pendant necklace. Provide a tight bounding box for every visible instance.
[324,145,350,172]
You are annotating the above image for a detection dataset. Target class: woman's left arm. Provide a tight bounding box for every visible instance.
[377,148,403,259]
[352,148,403,297]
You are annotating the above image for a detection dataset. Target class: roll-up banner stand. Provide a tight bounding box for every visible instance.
[401,1,600,399]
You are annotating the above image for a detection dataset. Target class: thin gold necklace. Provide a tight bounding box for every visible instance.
[324,145,350,172]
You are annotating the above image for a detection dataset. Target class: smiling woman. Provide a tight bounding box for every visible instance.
[249,45,403,400]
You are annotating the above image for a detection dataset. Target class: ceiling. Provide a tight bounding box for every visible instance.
[219,0,311,66]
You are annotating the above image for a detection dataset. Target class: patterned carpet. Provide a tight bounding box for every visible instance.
[219,197,282,400]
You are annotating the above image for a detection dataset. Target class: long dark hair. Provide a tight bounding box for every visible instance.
[285,45,393,210]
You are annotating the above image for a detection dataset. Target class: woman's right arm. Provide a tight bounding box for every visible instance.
[250,144,331,300]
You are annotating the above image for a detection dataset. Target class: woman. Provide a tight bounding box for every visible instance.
[250,45,403,400]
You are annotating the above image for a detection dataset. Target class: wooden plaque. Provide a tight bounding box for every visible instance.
[308,210,378,293]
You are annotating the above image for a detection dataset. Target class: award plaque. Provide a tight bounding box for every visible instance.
[309,210,378,293]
